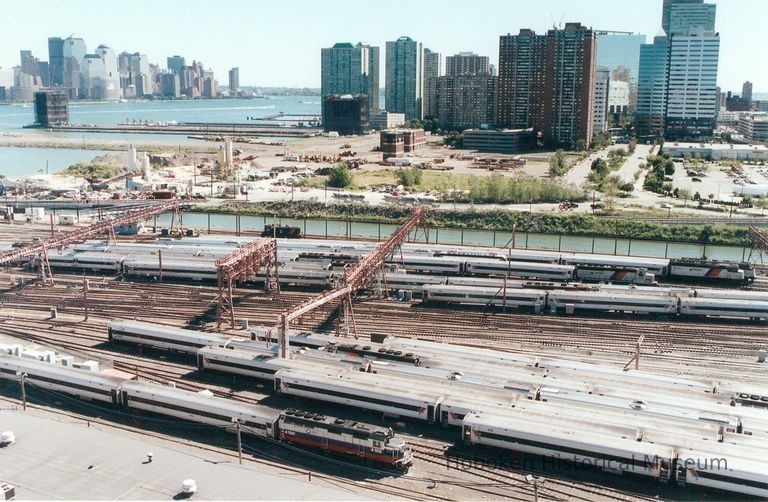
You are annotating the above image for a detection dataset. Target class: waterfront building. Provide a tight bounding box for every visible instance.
[20,50,39,78]
[462,129,536,153]
[33,90,69,126]
[159,73,181,98]
[228,67,239,92]
[37,61,50,87]
[385,36,423,120]
[167,55,185,75]
[738,113,768,143]
[593,68,610,133]
[202,75,218,98]
[322,94,369,135]
[62,36,87,98]
[496,29,547,129]
[47,37,64,86]
[665,26,719,140]
[445,52,490,76]
[636,32,669,137]
[321,42,379,118]
[369,110,406,130]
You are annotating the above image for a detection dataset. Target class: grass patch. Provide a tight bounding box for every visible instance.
[59,162,120,179]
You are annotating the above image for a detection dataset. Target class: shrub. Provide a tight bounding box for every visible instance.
[327,163,353,188]
[396,167,423,187]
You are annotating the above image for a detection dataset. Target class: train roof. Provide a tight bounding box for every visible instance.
[120,380,281,421]
[466,258,574,270]
[464,411,677,457]
[680,297,768,307]
[0,355,126,386]
[547,290,677,302]
[109,320,230,342]
[564,254,670,267]
[423,284,549,296]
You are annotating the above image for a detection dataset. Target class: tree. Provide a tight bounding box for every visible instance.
[575,139,587,152]
[549,149,568,177]
[755,197,768,215]
[663,160,676,175]
[591,158,609,177]
[678,188,691,207]
[602,178,620,211]
[628,138,637,154]
[327,163,353,188]
[396,167,422,187]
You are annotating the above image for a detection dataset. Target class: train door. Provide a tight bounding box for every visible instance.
[274,378,282,394]
[427,404,435,423]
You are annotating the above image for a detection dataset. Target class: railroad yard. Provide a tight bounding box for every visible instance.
[1,204,768,500]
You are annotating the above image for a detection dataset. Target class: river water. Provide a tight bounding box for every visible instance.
[0,97,320,177]
[145,212,754,263]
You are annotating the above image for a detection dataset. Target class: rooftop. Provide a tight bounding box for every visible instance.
[665,142,768,151]
[0,407,374,500]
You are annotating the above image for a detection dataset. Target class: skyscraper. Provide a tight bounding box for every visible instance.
[385,36,423,120]
[541,23,597,149]
[595,31,645,110]
[445,52,490,76]
[20,50,39,77]
[636,32,669,137]
[742,81,753,102]
[496,29,547,129]
[430,75,496,130]
[167,56,185,75]
[663,0,716,35]
[665,26,719,139]
[321,42,379,116]
[47,37,64,86]
[229,67,240,92]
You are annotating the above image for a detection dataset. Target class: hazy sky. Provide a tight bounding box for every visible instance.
[1,0,764,93]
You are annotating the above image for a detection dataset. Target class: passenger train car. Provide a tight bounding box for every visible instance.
[108,320,235,354]
[0,355,412,471]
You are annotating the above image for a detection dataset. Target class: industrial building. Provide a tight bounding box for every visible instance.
[662,142,768,161]
[33,90,69,126]
[322,94,369,135]
[462,128,536,153]
[380,129,426,159]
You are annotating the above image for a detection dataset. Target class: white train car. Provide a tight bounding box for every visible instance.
[562,254,670,276]
[678,454,768,498]
[108,320,233,354]
[275,368,445,421]
[694,289,768,302]
[547,291,678,315]
[0,355,123,405]
[389,255,464,275]
[271,267,335,288]
[679,298,768,321]
[376,273,446,293]
[122,256,218,281]
[575,267,655,285]
[462,412,676,480]
[46,252,81,270]
[598,284,693,297]
[464,258,575,281]
[119,380,278,436]
[423,285,548,312]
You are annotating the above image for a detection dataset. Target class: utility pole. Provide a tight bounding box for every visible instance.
[233,418,243,464]
[83,278,90,321]
[18,372,27,411]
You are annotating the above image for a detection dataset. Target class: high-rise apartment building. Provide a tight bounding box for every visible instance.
[445,52,490,76]
[423,49,441,79]
[541,23,597,149]
[321,42,380,117]
[636,33,669,137]
[742,81,753,102]
[665,26,719,139]
[229,67,240,92]
[159,73,181,98]
[496,29,547,129]
[385,36,423,120]
[593,68,610,133]
[430,75,496,130]
[47,37,64,86]
[167,55,185,75]
[423,49,441,120]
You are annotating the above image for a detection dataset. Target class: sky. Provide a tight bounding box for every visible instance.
[0,0,764,93]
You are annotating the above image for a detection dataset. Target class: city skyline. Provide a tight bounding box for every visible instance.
[0,0,764,92]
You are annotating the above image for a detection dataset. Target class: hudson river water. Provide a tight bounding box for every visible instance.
[0,97,320,177]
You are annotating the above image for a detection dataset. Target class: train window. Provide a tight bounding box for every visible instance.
[373,440,381,448]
